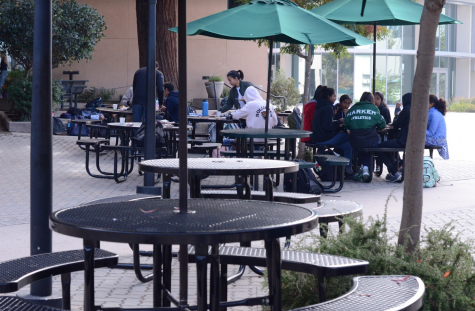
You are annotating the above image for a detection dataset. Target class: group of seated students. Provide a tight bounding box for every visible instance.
[302,86,449,183]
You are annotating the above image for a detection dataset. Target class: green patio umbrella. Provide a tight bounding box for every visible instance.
[170,0,373,132]
[312,0,461,93]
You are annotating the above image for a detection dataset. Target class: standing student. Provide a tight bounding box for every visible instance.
[132,63,164,123]
[301,85,322,143]
[426,94,449,159]
[376,92,413,182]
[218,70,253,113]
[374,91,391,124]
[345,92,386,182]
[0,52,8,87]
[311,86,353,178]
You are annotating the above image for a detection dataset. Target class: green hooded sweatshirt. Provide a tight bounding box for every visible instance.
[344,101,386,147]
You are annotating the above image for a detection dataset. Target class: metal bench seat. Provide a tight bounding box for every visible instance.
[314,154,349,166]
[312,155,350,193]
[187,245,368,303]
[289,275,424,311]
[0,249,118,310]
[200,189,321,204]
[0,296,67,311]
[75,138,109,146]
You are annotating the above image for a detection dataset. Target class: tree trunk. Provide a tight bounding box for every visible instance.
[157,0,178,88]
[136,0,178,88]
[397,0,445,252]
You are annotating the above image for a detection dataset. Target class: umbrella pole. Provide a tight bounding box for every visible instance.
[264,36,274,158]
[372,21,377,94]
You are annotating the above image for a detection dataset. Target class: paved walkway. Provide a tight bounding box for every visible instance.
[0,112,473,310]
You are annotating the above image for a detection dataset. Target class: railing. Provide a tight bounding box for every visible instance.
[223,83,287,110]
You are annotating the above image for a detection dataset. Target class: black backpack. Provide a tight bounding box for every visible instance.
[133,122,165,148]
[52,117,67,135]
[284,159,322,195]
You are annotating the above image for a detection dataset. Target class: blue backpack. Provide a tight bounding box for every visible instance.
[423,156,440,188]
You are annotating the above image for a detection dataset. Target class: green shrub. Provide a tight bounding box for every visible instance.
[270,70,301,111]
[278,208,475,310]
[208,76,223,82]
[448,97,475,112]
[77,87,117,103]
[7,76,63,120]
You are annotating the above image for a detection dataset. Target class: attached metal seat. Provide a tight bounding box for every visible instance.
[0,249,118,310]
[0,296,67,311]
[313,155,349,193]
[289,275,424,311]
[200,189,321,204]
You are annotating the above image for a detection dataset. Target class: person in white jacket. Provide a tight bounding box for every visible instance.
[232,86,278,128]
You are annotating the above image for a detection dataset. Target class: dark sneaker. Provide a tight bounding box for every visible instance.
[385,173,393,180]
[352,169,363,181]
[389,172,402,183]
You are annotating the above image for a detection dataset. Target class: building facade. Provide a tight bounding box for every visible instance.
[286,0,475,104]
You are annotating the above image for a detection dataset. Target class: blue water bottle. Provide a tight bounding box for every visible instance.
[202,99,209,116]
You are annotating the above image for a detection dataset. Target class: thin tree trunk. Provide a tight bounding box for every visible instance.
[157,0,178,88]
[136,0,178,88]
[397,0,445,252]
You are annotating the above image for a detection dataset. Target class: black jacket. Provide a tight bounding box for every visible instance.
[392,93,412,146]
[333,108,345,120]
[0,59,6,71]
[218,80,253,113]
[378,105,391,124]
[132,67,164,106]
[311,98,341,143]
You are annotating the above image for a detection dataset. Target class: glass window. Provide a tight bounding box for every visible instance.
[372,55,387,95]
[338,55,354,100]
[402,25,415,50]
[354,55,372,100]
[322,54,337,90]
[439,25,446,51]
[387,26,402,50]
[387,56,402,105]
[402,55,415,95]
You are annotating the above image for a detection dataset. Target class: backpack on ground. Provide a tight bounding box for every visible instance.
[284,159,322,195]
[423,156,440,188]
[133,122,165,148]
[52,117,67,135]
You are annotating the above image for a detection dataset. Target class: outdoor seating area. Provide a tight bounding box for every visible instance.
[3,0,470,310]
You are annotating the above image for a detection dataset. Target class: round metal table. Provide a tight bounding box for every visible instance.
[138,158,298,200]
[50,198,318,311]
[188,116,241,144]
[95,107,133,121]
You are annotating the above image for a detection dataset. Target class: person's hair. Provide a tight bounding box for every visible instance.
[227,70,244,80]
[339,94,351,103]
[360,92,374,104]
[374,91,388,108]
[312,85,323,100]
[430,95,447,116]
[164,82,175,92]
[319,86,335,100]
[0,52,6,62]
[155,61,159,68]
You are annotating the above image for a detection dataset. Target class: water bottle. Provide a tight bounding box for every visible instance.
[202,99,209,117]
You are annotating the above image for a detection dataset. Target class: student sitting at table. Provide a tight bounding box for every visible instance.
[161,82,188,124]
[333,94,352,120]
[218,70,254,113]
[301,85,322,143]
[311,86,353,178]
[426,94,449,159]
[232,86,277,129]
[376,92,412,182]
[345,92,386,182]
[374,91,391,124]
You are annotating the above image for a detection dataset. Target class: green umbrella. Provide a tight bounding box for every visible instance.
[170,0,373,132]
[312,0,461,93]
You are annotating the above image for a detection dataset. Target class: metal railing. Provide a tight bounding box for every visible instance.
[223,83,287,110]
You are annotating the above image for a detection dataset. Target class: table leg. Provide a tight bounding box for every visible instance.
[210,244,220,311]
[264,174,274,202]
[284,139,290,161]
[292,171,297,192]
[179,245,188,309]
[162,245,172,307]
[265,238,282,311]
[216,123,224,145]
[275,139,281,186]
[290,138,296,160]
[220,264,228,311]
[153,244,163,307]
[192,120,197,140]
[189,175,202,198]
[195,244,208,311]
[83,240,96,311]
[163,174,171,199]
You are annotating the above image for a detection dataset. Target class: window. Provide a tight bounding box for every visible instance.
[338,55,354,99]
[387,56,402,105]
[322,54,337,90]
[354,55,372,99]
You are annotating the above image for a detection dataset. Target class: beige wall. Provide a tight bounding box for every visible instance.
[52,0,269,101]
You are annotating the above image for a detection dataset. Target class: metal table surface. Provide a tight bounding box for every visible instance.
[50,198,318,311]
[106,122,141,130]
[138,158,298,199]
[96,107,133,115]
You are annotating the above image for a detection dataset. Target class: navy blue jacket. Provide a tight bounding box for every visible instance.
[166,91,188,123]
[132,67,164,106]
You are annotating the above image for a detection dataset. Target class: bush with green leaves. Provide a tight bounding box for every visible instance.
[7,76,63,120]
[0,0,106,76]
[208,76,223,82]
[270,70,301,111]
[448,97,475,112]
[277,207,475,310]
[77,87,117,103]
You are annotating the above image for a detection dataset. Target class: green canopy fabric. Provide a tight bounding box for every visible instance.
[169,0,373,46]
[312,0,461,26]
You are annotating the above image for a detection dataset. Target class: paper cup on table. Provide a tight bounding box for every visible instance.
[120,117,125,125]
[217,111,221,118]
[113,104,118,110]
